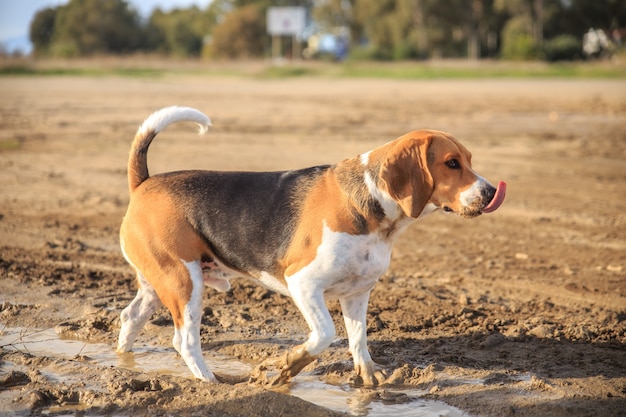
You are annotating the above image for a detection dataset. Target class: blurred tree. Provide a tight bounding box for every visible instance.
[206,0,314,58]
[207,3,266,58]
[500,16,543,59]
[352,0,395,59]
[495,0,550,59]
[50,0,145,56]
[29,7,58,56]
[543,34,582,61]
[27,0,625,60]
[467,0,482,59]
[420,0,473,58]
[313,0,513,60]
[313,0,363,45]
[339,0,478,60]
[148,7,211,56]
[543,0,626,39]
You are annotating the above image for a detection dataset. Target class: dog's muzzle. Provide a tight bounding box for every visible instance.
[481,181,506,213]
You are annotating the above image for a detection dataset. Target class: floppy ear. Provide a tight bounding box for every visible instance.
[379,137,434,218]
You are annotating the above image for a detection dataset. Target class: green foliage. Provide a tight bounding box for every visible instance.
[543,34,582,62]
[29,7,57,56]
[149,7,210,57]
[52,0,145,55]
[2,59,624,79]
[49,40,81,58]
[338,0,498,60]
[207,4,266,59]
[501,34,542,60]
[24,0,626,61]
[392,40,420,61]
[348,44,384,61]
[501,16,543,60]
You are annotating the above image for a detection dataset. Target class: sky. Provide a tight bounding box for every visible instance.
[0,0,213,54]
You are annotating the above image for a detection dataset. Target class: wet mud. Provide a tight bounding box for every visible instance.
[1,73,625,416]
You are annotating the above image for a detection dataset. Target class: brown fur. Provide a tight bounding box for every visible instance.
[122,183,211,325]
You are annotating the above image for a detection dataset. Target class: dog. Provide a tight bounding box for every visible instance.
[116,106,506,386]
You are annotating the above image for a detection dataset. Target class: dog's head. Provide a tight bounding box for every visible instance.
[379,130,505,219]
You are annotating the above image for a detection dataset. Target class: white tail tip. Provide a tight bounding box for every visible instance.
[137,106,211,136]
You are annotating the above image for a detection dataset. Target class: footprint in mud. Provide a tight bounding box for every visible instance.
[54,312,117,343]
[0,370,31,388]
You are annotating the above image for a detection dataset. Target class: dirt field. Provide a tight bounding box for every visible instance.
[0,69,625,416]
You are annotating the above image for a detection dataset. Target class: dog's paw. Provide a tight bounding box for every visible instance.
[351,361,389,387]
[265,345,317,388]
[248,363,292,389]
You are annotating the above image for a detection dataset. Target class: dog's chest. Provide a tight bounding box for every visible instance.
[290,225,393,297]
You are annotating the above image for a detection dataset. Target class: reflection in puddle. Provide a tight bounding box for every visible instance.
[0,326,469,416]
[0,327,249,378]
[290,376,468,417]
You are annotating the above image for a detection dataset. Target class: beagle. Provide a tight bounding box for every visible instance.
[116,106,506,386]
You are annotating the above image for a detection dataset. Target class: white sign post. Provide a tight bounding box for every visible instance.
[267,7,306,60]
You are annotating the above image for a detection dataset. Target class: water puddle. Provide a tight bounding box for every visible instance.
[290,376,468,416]
[1,326,469,416]
[0,326,248,378]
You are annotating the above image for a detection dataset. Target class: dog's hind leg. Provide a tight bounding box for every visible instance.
[169,259,217,382]
[117,270,161,352]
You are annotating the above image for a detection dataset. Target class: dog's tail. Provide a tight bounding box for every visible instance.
[128,106,211,193]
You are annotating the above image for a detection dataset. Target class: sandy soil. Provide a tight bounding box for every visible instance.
[0,70,625,416]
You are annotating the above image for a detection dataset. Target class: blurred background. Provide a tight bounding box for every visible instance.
[0,0,624,63]
[1,2,625,417]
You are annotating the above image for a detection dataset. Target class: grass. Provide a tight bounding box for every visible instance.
[335,61,626,79]
[1,56,624,79]
[0,64,165,78]
[0,138,22,151]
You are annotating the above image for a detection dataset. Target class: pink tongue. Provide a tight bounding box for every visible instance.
[482,181,506,213]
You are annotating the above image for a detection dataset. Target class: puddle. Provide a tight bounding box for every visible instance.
[0,326,249,378]
[290,376,469,416]
[1,326,470,416]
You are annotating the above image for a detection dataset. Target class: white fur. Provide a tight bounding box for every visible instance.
[340,291,372,371]
[117,241,162,352]
[360,151,371,166]
[258,272,290,296]
[286,223,392,360]
[137,106,211,136]
[418,202,439,218]
[364,171,402,220]
[288,223,391,295]
[459,174,492,207]
[178,260,218,382]
[116,271,161,352]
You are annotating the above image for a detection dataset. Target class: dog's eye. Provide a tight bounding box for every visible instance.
[446,159,460,169]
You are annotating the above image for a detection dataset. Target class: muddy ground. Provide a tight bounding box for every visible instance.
[0,67,625,416]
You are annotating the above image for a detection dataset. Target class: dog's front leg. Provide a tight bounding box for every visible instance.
[340,290,387,387]
[271,288,336,386]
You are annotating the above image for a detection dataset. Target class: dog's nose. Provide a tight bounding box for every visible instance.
[482,183,497,203]
[482,181,506,213]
